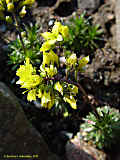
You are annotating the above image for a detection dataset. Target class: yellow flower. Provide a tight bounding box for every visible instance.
[42,50,59,67]
[27,89,36,101]
[41,91,51,107]
[66,53,77,67]
[20,75,41,89]
[37,89,42,98]
[41,91,55,109]
[63,95,77,109]
[42,52,51,66]
[45,65,57,77]
[78,56,89,71]
[40,41,52,52]
[7,2,14,12]
[41,32,55,41]
[6,0,11,4]
[16,58,34,81]
[19,6,26,18]
[60,26,69,38]
[54,81,63,95]
[6,16,12,23]
[52,21,62,35]
[56,34,63,42]
[16,58,42,89]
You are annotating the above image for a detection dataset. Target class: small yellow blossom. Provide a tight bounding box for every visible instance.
[16,58,42,89]
[19,6,26,18]
[63,95,77,109]
[54,81,63,95]
[52,21,62,35]
[78,56,89,71]
[41,91,51,107]
[45,65,57,77]
[6,0,11,4]
[60,26,69,38]
[41,32,55,41]
[40,41,52,52]
[7,2,14,12]
[67,53,77,67]
[42,50,59,67]
[37,89,42,98]
[27,89,36,101]
[6,16,12,23]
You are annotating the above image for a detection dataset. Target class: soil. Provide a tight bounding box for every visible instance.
[0,0,120,160]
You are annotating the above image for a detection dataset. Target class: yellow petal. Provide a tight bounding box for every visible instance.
[54,81,63,95]
[40,41,51,52]
[27,89,36,102]
[78,56,89,71]
[37,89,42,98]
[41,91,51,107]
[7,2,14,12]
[19,6,26,18]
[67,53,77,67]
[63,95,77,109]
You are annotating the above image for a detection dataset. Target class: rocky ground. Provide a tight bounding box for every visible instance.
[0,0,120,160]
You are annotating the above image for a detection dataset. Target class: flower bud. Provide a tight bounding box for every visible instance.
[21,31,26,37]
[19,6,26,18]
[6,0,11,4]
[7,2,14,12]
[6,16,13,23]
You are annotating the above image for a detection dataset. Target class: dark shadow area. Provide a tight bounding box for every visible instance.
[37,0,57,7]
[54,0,77,17]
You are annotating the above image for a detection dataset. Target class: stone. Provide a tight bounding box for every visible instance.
[66,136,106,160]
[77,0,100,13]
[115,0,120,52]
[0,82,59,160]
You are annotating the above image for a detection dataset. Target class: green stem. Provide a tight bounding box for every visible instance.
[75,69,78,82]
[12,13,26,55]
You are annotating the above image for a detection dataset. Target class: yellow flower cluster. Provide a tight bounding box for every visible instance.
[66,53,89,71]
[40,21,69,52]
[40,22,69,78]
[16,58,42,101]
[16,58,55,109]
[0,0,35,21]
[16,57,78,109]
[16,21,89,111]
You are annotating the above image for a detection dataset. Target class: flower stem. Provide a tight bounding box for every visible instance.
[12,13,26,55]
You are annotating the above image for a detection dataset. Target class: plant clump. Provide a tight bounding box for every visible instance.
[64,12,103,53]
[79,106,120,149]
[16,21,89,112]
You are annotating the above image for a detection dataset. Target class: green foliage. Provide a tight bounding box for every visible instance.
[80,106,120,149]
[64,12,103,52]
[8,23,42,69]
